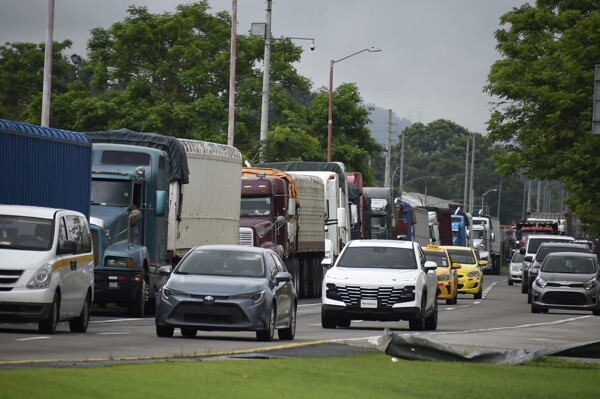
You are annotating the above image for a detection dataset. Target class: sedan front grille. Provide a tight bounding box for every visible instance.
[335,285,412,307]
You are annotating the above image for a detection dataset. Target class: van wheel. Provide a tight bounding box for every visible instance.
[39,293,59,334]
[128,277,147,318]
[69,292,91,333]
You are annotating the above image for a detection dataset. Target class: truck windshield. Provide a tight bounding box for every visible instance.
[0,215,53,250]
[371,215,386,229]
[472,229,484,240]
[91,180,132,207]
[240,197,271,216]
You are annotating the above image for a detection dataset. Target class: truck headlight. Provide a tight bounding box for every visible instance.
[26,264,52,289]
[105,257,134,268]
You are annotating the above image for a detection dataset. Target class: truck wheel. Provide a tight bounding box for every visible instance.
[300,259,310,299]
[313,258,323,298]
[39,292,59,334]
[69,292,91,333]
[128,277,147,318]
[286,258,301,297]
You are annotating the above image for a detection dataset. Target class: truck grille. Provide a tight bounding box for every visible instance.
[239,227,253,246]
[336,285,410,307]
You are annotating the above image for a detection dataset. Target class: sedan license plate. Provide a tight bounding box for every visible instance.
[360,299,378,308]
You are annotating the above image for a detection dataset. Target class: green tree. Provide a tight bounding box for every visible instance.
[0,40,74,123]
[485,0,600,235]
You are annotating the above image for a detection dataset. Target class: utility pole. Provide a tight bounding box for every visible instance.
[469,134,476,214]
[227,0,237,147]
[40,0,55,127]
[384,109,392,187]
[258,0,272,163]
[463,137,469,209]
[399,126,405,199]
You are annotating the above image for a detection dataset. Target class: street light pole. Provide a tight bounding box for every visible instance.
[327,47,381,162]
[481,188,498,215]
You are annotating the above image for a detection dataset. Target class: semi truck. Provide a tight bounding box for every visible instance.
[395,199,416,241]
[346,172,371,240]
[451,210,473,247]
[87,130,242,316]
[363,187,397,239]
[0,119,92,217]
[472,214,502,274]
[262,161,355,268]
[239,167,325,298]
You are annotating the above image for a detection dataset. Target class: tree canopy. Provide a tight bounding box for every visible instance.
[485,0,600,235]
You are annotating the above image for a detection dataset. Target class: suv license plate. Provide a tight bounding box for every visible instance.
[360,299,377,308]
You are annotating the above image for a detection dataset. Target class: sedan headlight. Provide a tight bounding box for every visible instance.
[534,277,547,288]
[161,287,191,300]
[467,269,481,278]
[438,272,452,281]
[26,264,52,289]
[231,290,265,304]
[583,278,598,290]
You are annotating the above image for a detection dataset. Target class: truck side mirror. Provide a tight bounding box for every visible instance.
[156,191,167,217]
[337,208,347,228]
[287,198,296,216]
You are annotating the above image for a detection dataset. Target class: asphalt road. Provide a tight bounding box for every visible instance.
[1,274,599,369]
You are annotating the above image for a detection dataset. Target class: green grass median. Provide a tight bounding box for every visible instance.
[1,353,598,398]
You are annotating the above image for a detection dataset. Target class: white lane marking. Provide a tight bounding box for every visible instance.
[91,318,151,324]
[96,332,131,335]
[16,337,52,341]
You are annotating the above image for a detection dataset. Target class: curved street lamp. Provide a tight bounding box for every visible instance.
[327,47,381,162]
[481,188,498,214]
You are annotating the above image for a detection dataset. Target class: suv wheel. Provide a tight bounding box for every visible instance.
[321,307,337,329]
[424,299,438,331]
[409,295,427,331]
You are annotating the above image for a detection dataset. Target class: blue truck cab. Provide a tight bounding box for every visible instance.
[89,142,169,317]
[451,210,472,247]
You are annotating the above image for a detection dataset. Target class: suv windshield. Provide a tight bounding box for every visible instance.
[337,246,417,269]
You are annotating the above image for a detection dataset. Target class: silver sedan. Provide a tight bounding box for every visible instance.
[155,245,297,341]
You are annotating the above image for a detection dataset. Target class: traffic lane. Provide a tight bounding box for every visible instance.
[1,275,598,365]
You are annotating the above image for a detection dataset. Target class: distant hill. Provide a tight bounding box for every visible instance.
[366,104,411,146]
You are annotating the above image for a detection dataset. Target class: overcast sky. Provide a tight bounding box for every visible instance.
[0,0,528,134]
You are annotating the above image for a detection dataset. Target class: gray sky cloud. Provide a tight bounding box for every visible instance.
[0,0,527,133]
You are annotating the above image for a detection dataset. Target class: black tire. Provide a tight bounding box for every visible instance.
[337,318,351,328]
[69,292,91,333]
[286,258,301,297]
[300,259,310,299]
[593,308,600,316]
[527,290,532,304]
[508,279,513,286]
[531,303,541,313]
[474,286,482,300]
[409,295,426,331]
[321,308,337,329]
[278,304,296,340]
[424,299,438,331]
[39,292,59,334]
[181,328,197,338]
[256,305,276,342]
[128,277,147,318]
[156,325,174,337]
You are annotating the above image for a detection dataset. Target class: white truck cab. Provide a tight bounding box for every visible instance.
[0,205,94,334]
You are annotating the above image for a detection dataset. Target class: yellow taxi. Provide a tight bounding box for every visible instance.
[441,245,486,300]
[423,245,460,305]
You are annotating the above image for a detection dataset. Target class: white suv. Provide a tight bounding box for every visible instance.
[321,239,438,331]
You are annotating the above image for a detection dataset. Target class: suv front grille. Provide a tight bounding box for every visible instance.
[336,285,411,307]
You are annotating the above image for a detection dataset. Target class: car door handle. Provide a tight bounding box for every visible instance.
[70,260,77,271]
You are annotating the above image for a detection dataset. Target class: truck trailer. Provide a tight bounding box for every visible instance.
[262,161,355,268]
[87,131,242,316]
[239,167,325,298]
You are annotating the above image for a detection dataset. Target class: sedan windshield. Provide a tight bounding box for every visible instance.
[446,249,476,265]
[175,250,265,277]
[336,246,417,269]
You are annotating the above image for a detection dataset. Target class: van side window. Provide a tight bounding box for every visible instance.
[65,215,92,254]
[58,217,68,248]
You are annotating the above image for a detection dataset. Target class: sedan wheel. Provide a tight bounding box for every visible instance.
[156,325,174,338]
[278,304,296,340]
[181,328,197,338]
[257,305,276,342]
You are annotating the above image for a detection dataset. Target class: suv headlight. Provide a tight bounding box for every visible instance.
[26,264,52,289]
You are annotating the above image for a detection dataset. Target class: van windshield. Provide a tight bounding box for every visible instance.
[0,215,53,250]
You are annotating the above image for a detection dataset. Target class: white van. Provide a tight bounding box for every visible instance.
[0,205,94,333]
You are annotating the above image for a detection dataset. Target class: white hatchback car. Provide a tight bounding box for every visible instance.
[321,240,438,331]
